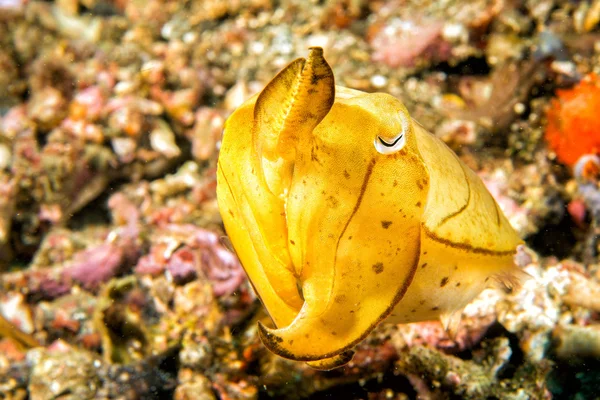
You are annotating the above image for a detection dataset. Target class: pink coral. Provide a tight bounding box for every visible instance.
[134,245,168,276]
[166,247,199,285]
[134,224,246,296]
[1,105,29,139]
[187,107,226,161]
[70,86,106,121]
[370,19,450,68]
[63,243,125,290]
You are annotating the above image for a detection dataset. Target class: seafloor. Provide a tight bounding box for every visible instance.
[1,0,600,399]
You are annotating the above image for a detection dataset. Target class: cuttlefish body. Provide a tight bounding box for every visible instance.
[216,48,524,370]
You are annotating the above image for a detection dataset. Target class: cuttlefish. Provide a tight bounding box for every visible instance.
[216,47,524,370]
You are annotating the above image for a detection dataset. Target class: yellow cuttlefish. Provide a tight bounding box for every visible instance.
[216,47,525,370]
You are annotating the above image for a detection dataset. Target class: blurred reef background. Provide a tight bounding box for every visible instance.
[1,0,600,398]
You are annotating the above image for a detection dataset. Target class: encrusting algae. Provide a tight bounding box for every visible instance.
[216,47,527,370]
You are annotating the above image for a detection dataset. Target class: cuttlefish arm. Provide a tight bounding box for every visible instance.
[255,51,427,363]
[218,49,335,319]
[218,48,341,346]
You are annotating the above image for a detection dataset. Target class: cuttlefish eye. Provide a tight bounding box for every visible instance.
[374,111,410,154]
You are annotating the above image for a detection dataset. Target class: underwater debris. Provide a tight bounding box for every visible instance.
[451,60,541,133]
[28,342,101,400]
[0,175,15,267]
[186,107,227,162]
[563,266,600,313]
[174,369,216,400]
[93,277,151,364]
[553,324,600,360]
[396,337,552,399]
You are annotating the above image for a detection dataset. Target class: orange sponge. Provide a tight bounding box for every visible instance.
[545,74,600,167]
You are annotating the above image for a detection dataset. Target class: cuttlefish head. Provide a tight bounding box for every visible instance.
[245,48,429,367]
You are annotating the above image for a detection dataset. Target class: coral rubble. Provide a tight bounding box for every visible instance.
[1,0,600,398]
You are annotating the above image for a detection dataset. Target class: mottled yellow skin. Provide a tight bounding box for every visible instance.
[216,48,523,370]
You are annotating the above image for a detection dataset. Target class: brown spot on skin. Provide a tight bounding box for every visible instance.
[421,263,428,269]
[485,277,490,282]
[419,300,426,305]
[431,306,439,311]
[289,340,294,345]
[393,180,398,187]
[417,181,423,190]
[456,282,461,287]
[440,277,449,287]
[343,169,350,179]
[454,265,458,270]
[311,147,320,163]
[416,201,422,207]
[299,112,317,124]
[290,240,295,245]
[331,331,337,336]
[228,210,234,217]
[327,195,339,208]
[311,73,329,84]
[335,294,347,303]
[381,220,392,229]
[348,236,352,240]
[372,262,384,274]
[411,309,416,313]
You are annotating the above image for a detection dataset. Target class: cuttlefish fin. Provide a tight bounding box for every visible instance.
[253,47,334,162]
[306,350,355,371]
[440,310,463,340]
[489,266,531,294]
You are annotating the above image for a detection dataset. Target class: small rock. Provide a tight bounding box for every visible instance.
[28,345,100,400]
[174,369,216,400]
